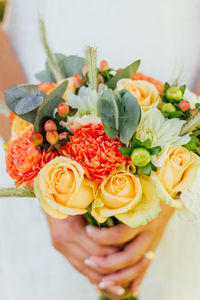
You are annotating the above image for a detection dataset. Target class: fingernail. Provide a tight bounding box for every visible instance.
[86,225,92,236]
[99,281,114,289]
[84,259,97,268]
[116,287,125,296]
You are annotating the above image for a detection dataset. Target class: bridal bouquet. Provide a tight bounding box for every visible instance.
[1,21,200,300]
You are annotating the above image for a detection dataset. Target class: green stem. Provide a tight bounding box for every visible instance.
[0,187,35,197]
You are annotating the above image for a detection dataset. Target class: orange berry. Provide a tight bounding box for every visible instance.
[31,132,43,146]
[46,130,59,145]
[82,66,87,76]
[100,60,110,72]
[179,100,190,112]
[98,74,104,85]
[117,68,123,73]
[69,121,81,134]
[59,132,68,140]
[44,120,57,132]
[72,74,84,88]
[190,108,198,117]
[57,103,69,115]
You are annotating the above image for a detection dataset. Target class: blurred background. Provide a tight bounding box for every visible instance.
[0,0,6,22]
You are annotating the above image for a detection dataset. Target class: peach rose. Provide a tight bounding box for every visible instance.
[151,146,200,210]
[117,79,161,111]
[10,115,33,141]
[34,157,97,219]
[92,169,160,227]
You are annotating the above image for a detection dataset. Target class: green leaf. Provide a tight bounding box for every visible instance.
[61,55,85,78]
[118,89,141,144]
[150,162,157,172]
[15,95,43,114]
[149,146,162,155]
[184,135,199,152]
[97,90,119,139]
[141,139,152,149]
[45,53,67,82]
[163,82,171,97]
[34,80,68,132]
[131,137,142,148]
[180,84,186,96]
[106,60,140,89]
[35,70,52,82]
[5,85,46,124]
[118,146,133,157]
[195,103,200,112]
[140,163,152,176]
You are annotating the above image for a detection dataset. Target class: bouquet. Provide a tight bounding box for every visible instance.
[1,20,200,299]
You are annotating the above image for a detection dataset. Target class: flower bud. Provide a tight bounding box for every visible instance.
[46,130,59,145]
[82,66,87,76]
[69,121,81,134]
[179,100,190,112]
[97,74,104,85]
[131,148,151,167]
[57,103,69,115]
[72,74,84,88]
[44,120,57,132]
[59,132,68,140]
[100,60,110,72]
[161,103,176,113]
[31,132,43,146]
[166,87,182,101]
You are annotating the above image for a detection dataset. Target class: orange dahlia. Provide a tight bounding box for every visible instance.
[59,124,128,183]
[132,72,164,96]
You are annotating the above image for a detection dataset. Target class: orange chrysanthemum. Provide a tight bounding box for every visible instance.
[38,82,58,94]
[6,129,58,187]
[59,124,128,183]
[132,72,164,96]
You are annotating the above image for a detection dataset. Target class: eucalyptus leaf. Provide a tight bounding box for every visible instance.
[35,70,52,82]
[106,60,140,89]
[15,95,43,115]
[61,55,85,78]
[97,90,119,139]
[34,80,68,132]
[46,53,67,81]
[118,89,141,145]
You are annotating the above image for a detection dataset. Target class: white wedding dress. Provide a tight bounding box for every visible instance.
[1,0,200,299]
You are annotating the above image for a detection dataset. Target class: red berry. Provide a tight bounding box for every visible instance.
[72,74,84,88]
[190,108,198,117]
[69,121,81,134]
[179,100,190,112]
[100,60,110,72]
[82,66,87,76]
[59,132,68,140]
[31,132,43,146]
[44,120,57,132]
[46,130,59,145]
[57,103,69,115]
[97,74,104,85]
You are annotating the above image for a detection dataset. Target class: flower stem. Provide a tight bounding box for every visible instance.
[85,46,98,91]
[0,187,35,198]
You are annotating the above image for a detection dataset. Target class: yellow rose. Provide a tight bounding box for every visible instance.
[117,79,161,111]
[34,157,97,219]
[91,170,160,228]
[151,145,200,209]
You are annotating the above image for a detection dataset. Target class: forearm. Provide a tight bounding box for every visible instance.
[0,26,26,141]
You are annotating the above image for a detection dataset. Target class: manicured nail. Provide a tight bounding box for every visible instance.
[84,259,97,268]
[99,281,114,289]
[86,225,92,236]
[116,287,125,296]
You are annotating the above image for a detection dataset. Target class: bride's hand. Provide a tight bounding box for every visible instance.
[46,215,117,285]
[85,205,174,296]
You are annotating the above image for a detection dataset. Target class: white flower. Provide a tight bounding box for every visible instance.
[67,84,108,116]
[60,114,101,130]
[179,168,200,224]
[184,88,200,109]
[135,108,191,166]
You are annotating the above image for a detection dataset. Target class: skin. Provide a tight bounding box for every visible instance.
[1,24,200,299]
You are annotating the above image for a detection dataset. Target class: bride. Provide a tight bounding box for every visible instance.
[1,0,200,299]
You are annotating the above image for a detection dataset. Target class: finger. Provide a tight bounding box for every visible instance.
[85,232,151,274]
[86,224,142,245]
[66,254,103,284]
[131,271,146,296]
[101,257,149,285]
